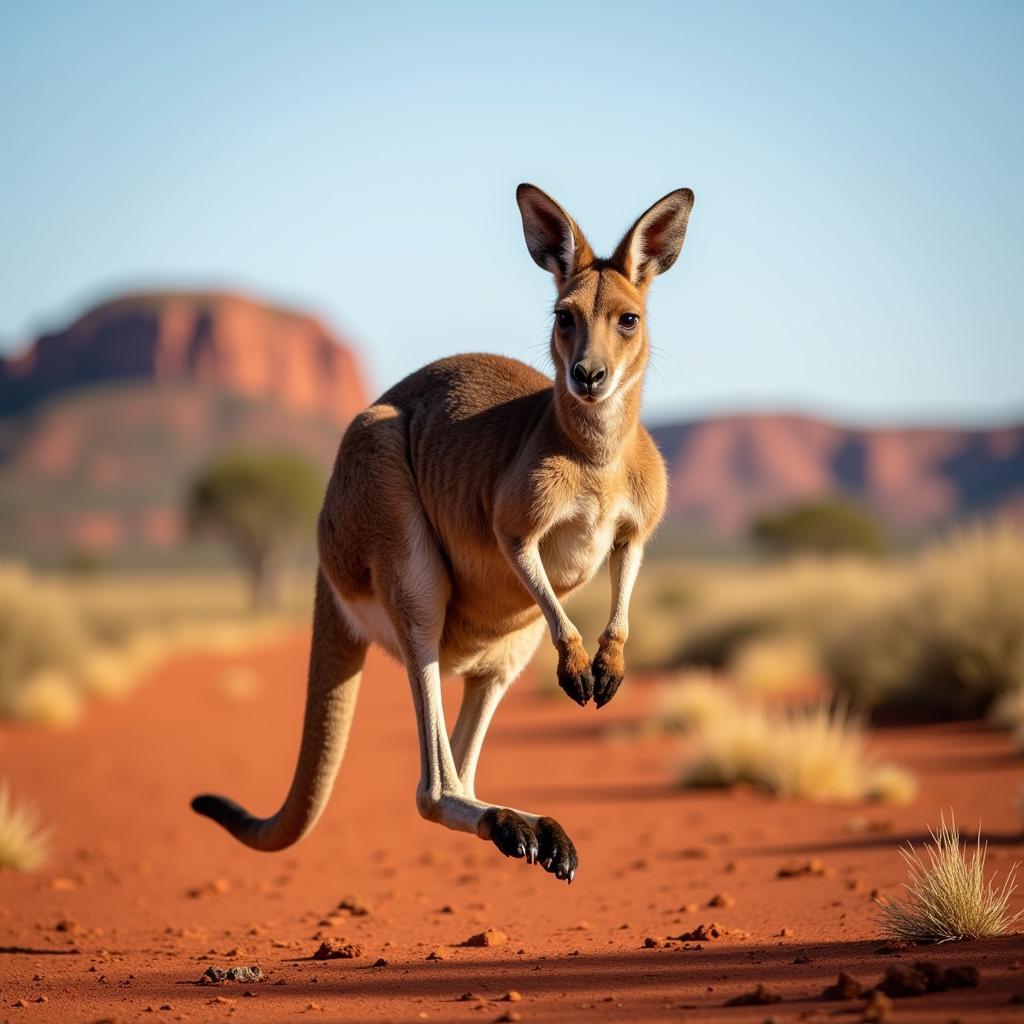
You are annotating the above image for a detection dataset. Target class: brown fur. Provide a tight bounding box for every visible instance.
[193,184,694,881]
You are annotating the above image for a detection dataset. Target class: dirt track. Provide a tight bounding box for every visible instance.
[2,631,1023,1022]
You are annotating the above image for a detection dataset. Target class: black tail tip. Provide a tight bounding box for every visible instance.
[191,794,217,819]
[192,793,228,822]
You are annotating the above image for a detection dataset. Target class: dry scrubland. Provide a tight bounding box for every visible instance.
[1,526,1023,1020]
[559,521,1024,723]
[3,523,1023,891]
[0,565,312,727]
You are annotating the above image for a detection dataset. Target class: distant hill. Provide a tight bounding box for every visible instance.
[650,413,1024,540]
[0,290,366,426]
[0,292,368,564]
[1,290,1021,564]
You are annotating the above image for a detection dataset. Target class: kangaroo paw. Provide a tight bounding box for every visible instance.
[592,652,624,709]
[481,808,578,883]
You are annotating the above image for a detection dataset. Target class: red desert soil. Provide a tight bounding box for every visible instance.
[2,631,1023,1022]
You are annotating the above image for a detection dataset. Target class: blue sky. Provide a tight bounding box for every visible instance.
[1,0,1021,425]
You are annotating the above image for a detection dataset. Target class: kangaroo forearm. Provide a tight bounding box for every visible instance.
[603,539,644,643]
[498,534,577,646]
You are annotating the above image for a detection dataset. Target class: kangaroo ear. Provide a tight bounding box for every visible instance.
[516,184,594,287]
[612,188,694,287]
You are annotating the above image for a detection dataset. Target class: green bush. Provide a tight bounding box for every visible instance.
[188,450,323,610]
[752,496,885,557]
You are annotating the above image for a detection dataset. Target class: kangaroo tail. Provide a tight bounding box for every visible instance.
[191,569,365,851]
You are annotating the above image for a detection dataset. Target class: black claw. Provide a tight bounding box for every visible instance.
[484,809,577,884]
[558,666,595,707]
[592,664,624,709]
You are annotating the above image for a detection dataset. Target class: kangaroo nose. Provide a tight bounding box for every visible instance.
[572,362,607,387]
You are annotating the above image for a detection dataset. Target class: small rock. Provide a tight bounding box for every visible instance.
[876,964,929,998]
[462,929,508,947]
[493,1013,521,1023]
[13,1000,28,1009]
[312,939,362,960]
[874,940,910,955]
[371,958,387,967]
[457,992,477,1001]
[708,893,734,908]
[336,897,370,916]
[426,947,449,961]
[55,919,80,933]
[777,858,826,878]
[668,922,748,942]
[200,965,264,985]
[643,936,660,948]
[821,972,862,1000]
[499,990,523,1002]
[724,984,782,1006]
[944,964,980,989]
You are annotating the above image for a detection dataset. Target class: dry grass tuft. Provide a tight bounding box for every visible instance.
[990,686,1024,732]
[651,671,737,734]
[0,780,51,872]
[877,813,1022,942]
[682,701,914,803]
[9,670,83,728]
[0,561,303,725]
[865,763,919,805]
[729,633,823,700]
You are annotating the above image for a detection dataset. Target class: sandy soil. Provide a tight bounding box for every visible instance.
[1,631,1023,1023]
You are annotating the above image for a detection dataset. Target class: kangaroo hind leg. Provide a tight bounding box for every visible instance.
[449,654,579,882]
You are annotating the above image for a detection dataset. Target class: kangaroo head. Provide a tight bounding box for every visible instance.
[516,184,694,409]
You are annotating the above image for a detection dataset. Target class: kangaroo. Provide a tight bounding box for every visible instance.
[192,184,694,883]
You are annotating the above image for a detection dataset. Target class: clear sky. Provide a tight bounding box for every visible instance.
[1,0,1021,425]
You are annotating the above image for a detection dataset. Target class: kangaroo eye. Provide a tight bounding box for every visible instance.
[555,309,574,331]
[619,313,639,330]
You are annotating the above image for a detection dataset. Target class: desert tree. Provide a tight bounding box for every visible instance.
[187,450,322,610]
[752,496,886,557]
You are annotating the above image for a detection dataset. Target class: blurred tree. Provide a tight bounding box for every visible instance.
[187,451,323,610]
[751,496,885,557]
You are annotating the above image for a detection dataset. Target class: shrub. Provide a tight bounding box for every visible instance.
[827,522,1024,717]
[651,671,738,734]
[877,813,1021,942]
[989,686,1024,732]
[729,633,823,700]
[0,780,50,872]
[751,497,886,557]
[9,670,83,727]
[188,450,323,610]
[0,564,88,717]
[681,701,914,803]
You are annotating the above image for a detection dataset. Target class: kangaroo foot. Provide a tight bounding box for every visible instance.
[481,808,578,883]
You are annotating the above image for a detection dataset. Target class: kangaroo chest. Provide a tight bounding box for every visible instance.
[540,492,626,592]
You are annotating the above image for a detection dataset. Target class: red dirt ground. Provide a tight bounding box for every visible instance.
[2,631,1023,1023]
